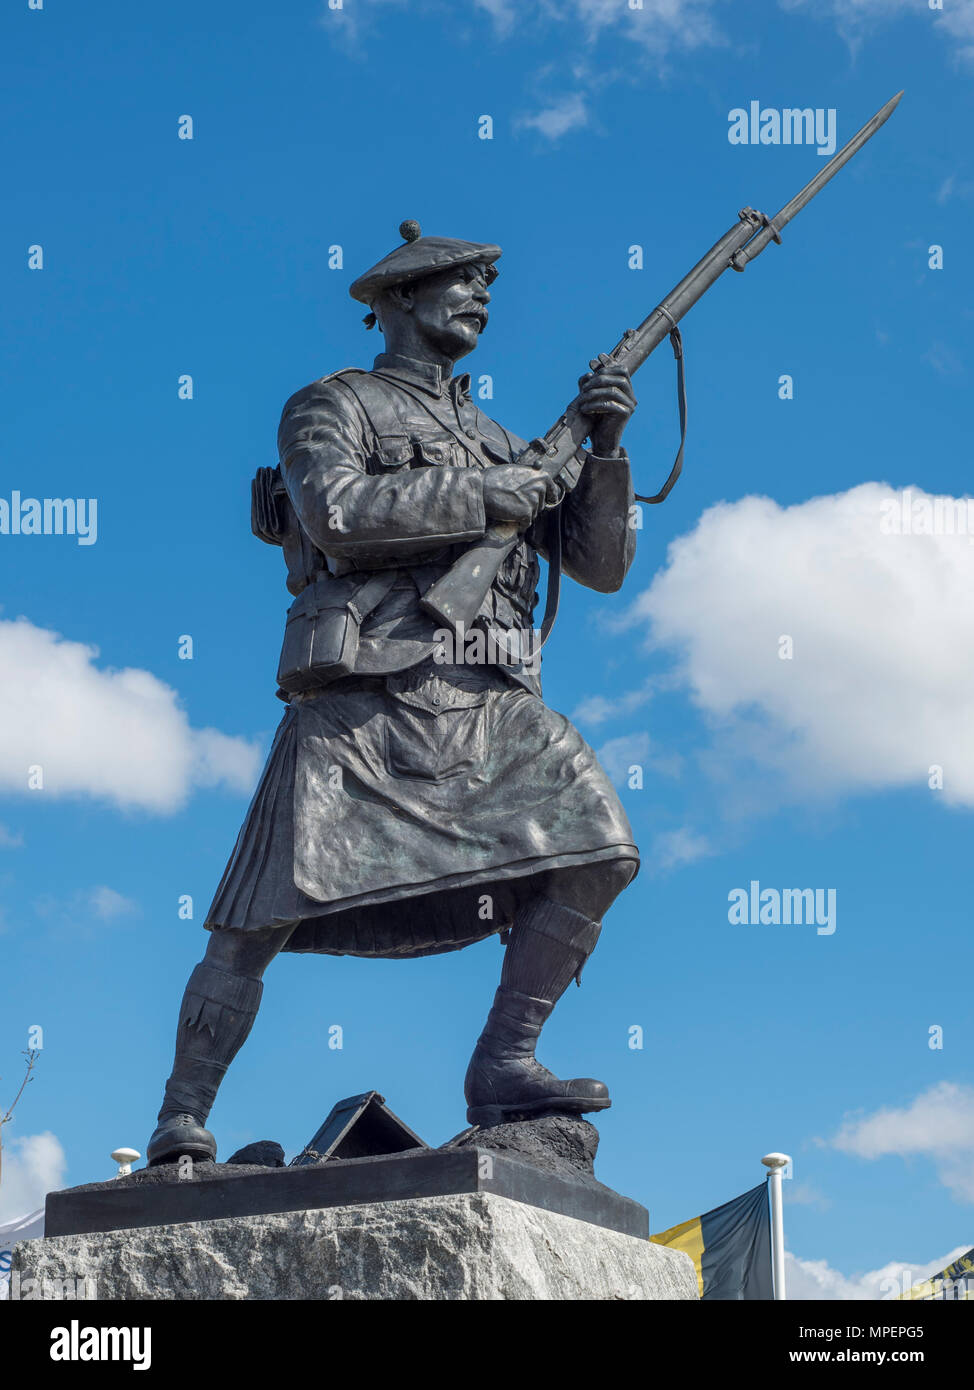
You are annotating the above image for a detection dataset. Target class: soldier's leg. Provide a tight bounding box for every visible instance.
[465,858,636,1126]
[542,859,636,923]
[147,924,296,1166]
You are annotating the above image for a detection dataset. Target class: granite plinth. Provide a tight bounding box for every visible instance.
[18,1193,699,1301]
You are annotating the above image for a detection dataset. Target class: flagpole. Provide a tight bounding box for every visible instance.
[761,1152,791,1300]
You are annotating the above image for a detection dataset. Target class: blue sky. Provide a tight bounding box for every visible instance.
[2,0,973,1298]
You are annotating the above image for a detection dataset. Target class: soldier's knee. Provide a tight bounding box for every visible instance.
[203,926,283,980]
[544,857,636,920]
[591,857,636,915]
[604,856,638,901]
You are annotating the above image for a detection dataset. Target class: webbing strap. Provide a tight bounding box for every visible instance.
[329,369,405,440]
[488,503,562,666]
[536,502,562,650]
[346,570,399,624]
[634,325,687,505]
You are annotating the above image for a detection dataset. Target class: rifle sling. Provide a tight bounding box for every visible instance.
[531,326,684,654]
[634,326,686,505]
[534,326,684,654]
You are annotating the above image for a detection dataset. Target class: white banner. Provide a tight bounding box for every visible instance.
[0,1209,45,1299]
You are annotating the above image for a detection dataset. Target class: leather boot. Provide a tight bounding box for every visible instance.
[464,895,609,1126]
[147,962,263,1166]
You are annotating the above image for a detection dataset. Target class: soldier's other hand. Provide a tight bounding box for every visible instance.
[577,365,637,457]
[482,465,549,526]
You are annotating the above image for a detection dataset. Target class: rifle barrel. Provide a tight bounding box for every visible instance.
[613,219,757,375]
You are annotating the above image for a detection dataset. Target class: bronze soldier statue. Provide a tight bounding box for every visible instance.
[145,96,904,1163]
[147,220,642,1164]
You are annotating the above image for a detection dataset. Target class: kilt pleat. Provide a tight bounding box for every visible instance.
[206,667,638,959]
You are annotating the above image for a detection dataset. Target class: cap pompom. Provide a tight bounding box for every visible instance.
[399,219,422,243]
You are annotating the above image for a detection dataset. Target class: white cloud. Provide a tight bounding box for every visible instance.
[572,680,655,726]
[595,730,685,791]
[88,886,138,921]
[939,0,974,63]
[832,1082,974,1203]
[473,0,517,34]
[923,341,964,376]
[570,0,724,55]
[0,1132,66,1225]
[336,0,725,55]
[596,731,651,785]
[32,884,140,934]
[935,174,974,205]
[327,0,973,79]
[327,0,726,109]
[317,0,405,47]
[787,1181,831,1211]
[787,1243,972,1300]
[780,0,919,41]
[651,826,711,871]
[628,484,974,810]
[0,619,261,814]
[517,93,590,140]
[834,1082,974,1158]
[780,0,974,64]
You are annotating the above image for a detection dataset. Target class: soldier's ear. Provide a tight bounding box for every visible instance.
[387,284,415,313]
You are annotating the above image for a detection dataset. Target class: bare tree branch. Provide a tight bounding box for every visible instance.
[0,1049,41,1190]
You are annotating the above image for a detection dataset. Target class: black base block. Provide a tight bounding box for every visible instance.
[46,1146,647,1241]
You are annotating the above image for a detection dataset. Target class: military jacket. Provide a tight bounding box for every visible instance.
[264,352,637,686]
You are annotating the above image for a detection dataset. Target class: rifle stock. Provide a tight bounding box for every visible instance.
[419,92,902,636]
[420,519,519,630]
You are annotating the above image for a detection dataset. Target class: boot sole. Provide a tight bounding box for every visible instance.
[466,1096,611,1128]
[147,1143,216,1168]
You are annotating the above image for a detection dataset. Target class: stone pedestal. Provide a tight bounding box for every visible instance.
[15,1114,697,1301]
[14,1192,698,1301]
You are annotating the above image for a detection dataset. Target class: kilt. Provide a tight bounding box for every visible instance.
[206,661,638,958]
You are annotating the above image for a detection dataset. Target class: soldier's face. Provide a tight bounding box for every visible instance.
[405,263,491,361]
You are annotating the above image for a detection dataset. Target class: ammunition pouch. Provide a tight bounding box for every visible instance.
[276,570,398,693]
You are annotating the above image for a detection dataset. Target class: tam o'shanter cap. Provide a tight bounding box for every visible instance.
[349,220,502,306]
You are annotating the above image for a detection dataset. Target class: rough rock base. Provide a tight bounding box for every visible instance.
[15,1192,698,1301]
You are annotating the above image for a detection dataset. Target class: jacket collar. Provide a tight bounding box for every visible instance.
[373,352,471,401]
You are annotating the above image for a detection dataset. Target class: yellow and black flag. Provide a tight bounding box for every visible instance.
[900,1248,974,1300]
[651,1183,773,1300]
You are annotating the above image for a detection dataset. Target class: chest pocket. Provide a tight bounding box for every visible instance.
[371,435,413,473]
[414,435,464,467]
[370,431,468,473]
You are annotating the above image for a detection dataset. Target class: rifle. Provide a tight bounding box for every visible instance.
[419,90,903,635]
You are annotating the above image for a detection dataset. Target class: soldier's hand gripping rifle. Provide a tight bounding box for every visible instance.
[420,91,903,636]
